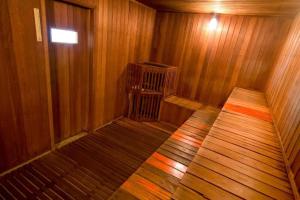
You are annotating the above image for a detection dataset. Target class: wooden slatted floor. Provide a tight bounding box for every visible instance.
[0,118,176,200]
[110,106,220,199]
[173,88,294,200]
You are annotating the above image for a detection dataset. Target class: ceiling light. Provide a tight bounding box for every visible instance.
[208,16,218,30]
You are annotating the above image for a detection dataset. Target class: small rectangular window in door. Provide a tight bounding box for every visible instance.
[50,28,78,44]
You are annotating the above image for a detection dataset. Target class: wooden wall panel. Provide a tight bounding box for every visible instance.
[266,13,300,193]
[92,0,156,127]
[128,1,156,63]
[0,0,52,172]
[151,12,292,107]
[0,0,24,172]
[0,0,155,173]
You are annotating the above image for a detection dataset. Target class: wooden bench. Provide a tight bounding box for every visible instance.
[174,88,294,200]
[110,106,220,199]
[110,88,295,200]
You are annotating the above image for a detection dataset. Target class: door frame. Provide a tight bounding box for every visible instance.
[40,0,98,149]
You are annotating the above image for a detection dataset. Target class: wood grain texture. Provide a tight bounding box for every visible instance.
[47,0,91,142]
[266,13,300,194]
[137,0,300,16]
[174,88,294,200]
[92,0,156,128]
[0,118,174,199]
[159,101,194,126]
[0,0,155,173]
[111,106,220,200]
[128,2,156,63]
[159,96,205,126]
[151,12,292,107]
[0,0,52,173]
[127,63,177,121]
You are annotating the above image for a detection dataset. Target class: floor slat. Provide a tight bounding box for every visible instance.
[0,119,173,199]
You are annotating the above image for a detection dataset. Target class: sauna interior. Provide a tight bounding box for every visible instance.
[0,0,300,199]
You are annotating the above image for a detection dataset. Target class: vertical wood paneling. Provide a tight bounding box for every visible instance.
[93,0,156,127]
[128,2,156,62]
[0,0,155,173]
[0,0,52,172]
[47,1,91,142]
[102,0,130,123]
[151,12,292,107]
[0,0,25,172]
[266,13,300,193]
[8,0,52,156]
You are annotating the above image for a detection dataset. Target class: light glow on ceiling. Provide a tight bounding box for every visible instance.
[208,16,218,31]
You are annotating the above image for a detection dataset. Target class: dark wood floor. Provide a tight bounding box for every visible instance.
[0,118,176,200]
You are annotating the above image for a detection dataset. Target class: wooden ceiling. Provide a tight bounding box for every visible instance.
[136,0,300,16]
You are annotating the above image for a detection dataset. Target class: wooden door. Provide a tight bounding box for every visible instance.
[47,0,91,143]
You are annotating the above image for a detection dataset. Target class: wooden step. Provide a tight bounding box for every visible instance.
[159,96,207,126]
[110,106,220,200]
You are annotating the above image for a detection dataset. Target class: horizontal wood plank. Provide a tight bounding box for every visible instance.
[174,88,294,200]
[0,119,173,199]
[110,106,220,199]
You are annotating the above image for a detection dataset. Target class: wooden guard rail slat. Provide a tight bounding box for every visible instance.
[127,63,177,121]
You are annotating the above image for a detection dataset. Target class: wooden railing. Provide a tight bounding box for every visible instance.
[127,62,177,121]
